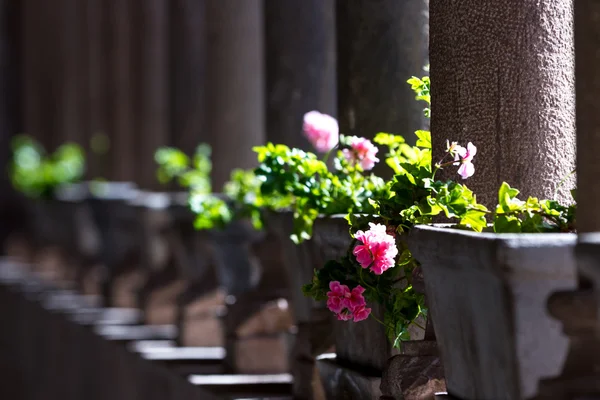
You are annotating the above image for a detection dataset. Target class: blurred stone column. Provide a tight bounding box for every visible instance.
[107,0,136,182]
[534,1,600,398]
[0,0,21,253]
[205,0,265,191]
[337,0,429,178]
[22,0,55,150]
[265,0,335,149]
[264,2,336,398]
[136,0,170,190]
[170,0,206,155]
[430,0,575,206]
[86,0,110,179]
[57,0,87,148]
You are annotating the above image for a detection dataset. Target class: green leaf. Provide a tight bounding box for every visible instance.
[494,214,522,233]
[414,130,431,149]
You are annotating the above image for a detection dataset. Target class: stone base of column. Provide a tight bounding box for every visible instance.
[317,355,382,399]
[317,341,445,400]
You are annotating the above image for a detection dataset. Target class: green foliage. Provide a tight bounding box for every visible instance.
[9,135,86,199]
[406,75,430,117]
[154,144,212,194]
[493,182,575,233]
[253,142,387,243]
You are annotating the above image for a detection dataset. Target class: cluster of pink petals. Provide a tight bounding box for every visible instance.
[353,223,398,275]
[303,111,339,153]
[451,142,477,179]
[342,136,380,171]
[326,281,371,322]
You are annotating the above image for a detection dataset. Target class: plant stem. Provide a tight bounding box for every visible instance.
[553,168,576,200]
[411,320,426,330]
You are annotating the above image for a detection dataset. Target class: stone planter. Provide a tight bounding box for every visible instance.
[130,191,187,318]
[53,183,99,286]
[86,182,140,307]
[312,217,444,399]
[408,225,577,400]
[210,217,293,373]
[25,190,87,285]
[263,212,350,399]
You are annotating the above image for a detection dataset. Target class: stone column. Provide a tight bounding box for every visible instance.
[86,0,110,179]
[22,0,55,150]
[264,3,335,397]
[170,0,206,155]
[337,0,429,178]
[430,0,575,207]
[57,0,87,148]
[0,0,22,253]
[576,2,600,236]
[265,0,335,149]
[107,0,136,182]
[136,0,170,190]
[205,0,265,191]
[534,2,600,398]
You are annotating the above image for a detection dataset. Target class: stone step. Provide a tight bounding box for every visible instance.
[189,373,293,398]
[137,344,226,375]
[94,323,178,342]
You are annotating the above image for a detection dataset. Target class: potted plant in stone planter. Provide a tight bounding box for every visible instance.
[8,134,86,282]
[252,110,397,398]
[300,74,490,399]
[130,144,215,326]
[303,73,578,399]
[154,143,294,373]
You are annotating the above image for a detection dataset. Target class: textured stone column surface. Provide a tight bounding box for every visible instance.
[205,0,265,191]
[337,0,429,177]
[430,0,575,206]
[265,0,335,149]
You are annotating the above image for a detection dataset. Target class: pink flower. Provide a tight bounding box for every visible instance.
[352,305,372,322]
[455,142,476,179]
[346,286,366,309]
[353,223,398,275]
[342,136,380,170]
[326,281,349,313]
[337,309,353,321]
[303,111,339,153]
[326,281,370,322]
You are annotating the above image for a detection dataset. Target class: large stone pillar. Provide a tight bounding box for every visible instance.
[532,3,600,398]
[22,0,55,150]
[264,3,336,398]
[0,0,22,253]
[265,0,335,149]
[337,0,429,177]
[576,2,600,235]
[205,0,265,191]
[57,0,87,147]
[107,0,136,182]
[86,0,110,179]
[430,1,575,207]
[170,0,206,154]
[136,0,170,190]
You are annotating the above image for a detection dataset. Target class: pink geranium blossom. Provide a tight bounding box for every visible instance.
[326,281,349,313]
[326,281,371,322]
[352,304,372,322]
[342,136,380,170]
[454,142,477,179]
[353,223,398,275]
[303,111,339,153]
